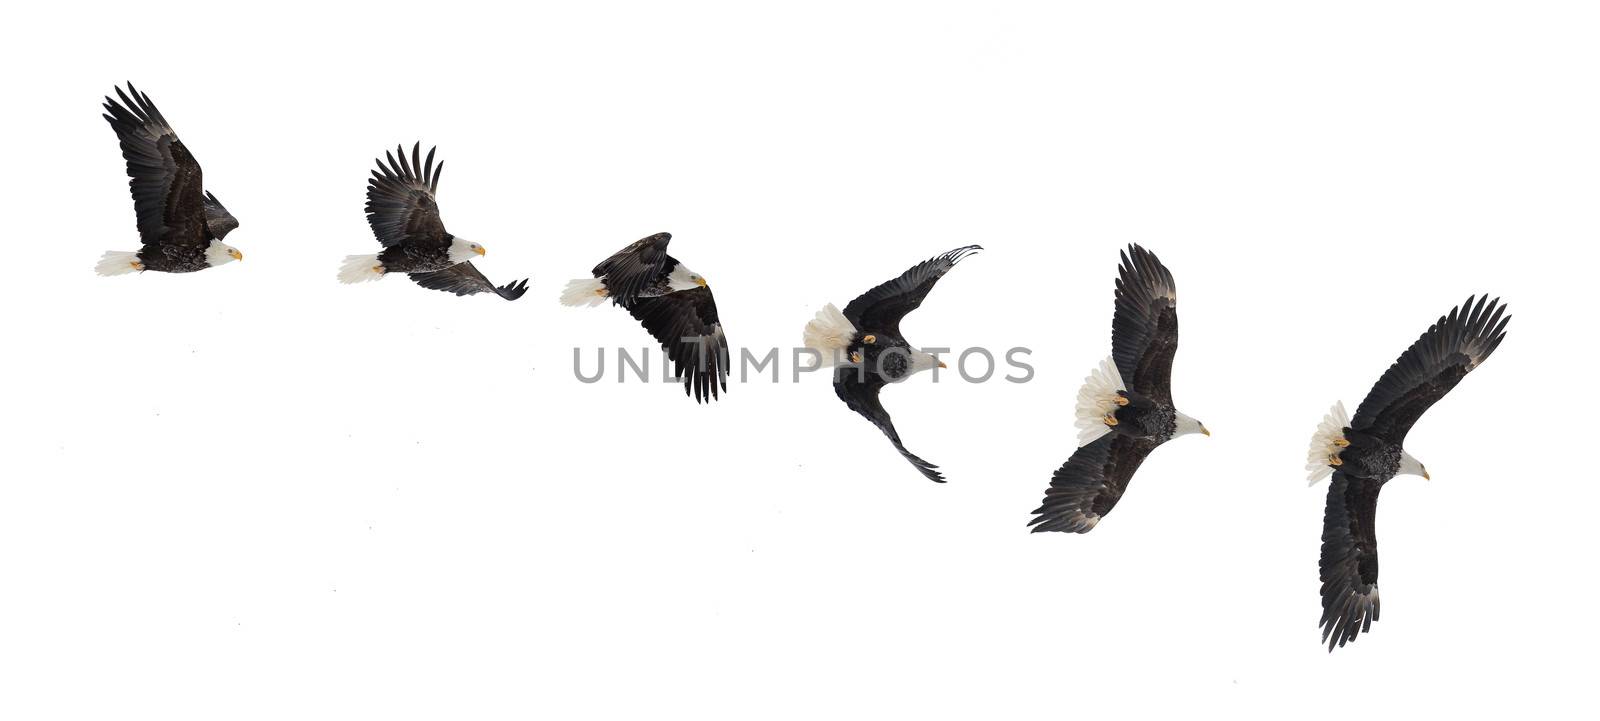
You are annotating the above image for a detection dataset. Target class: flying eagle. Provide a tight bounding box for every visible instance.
[1028,244,1208,533]
[561,232,728,403]
[1307,295,1509,651]
[96,83,243,276]
[801,245,980,482]
[338,143,528,300]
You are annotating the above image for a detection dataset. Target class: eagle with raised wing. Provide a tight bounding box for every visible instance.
[95,83,244,276]
[338,143,528,300]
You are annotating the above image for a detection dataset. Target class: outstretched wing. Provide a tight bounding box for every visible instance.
[1350,295,1510,444]
[593,232,673,306]
[366,143,449,248]
[626,286,729,403]
[203,191,239,239]
[408,262,529,300]
[1110,244,1179,401]
[842,245,981,337]
[1028,433,1159,533]
[1319,471,1383,651]
[101,83,208,247]
[833,369,943,482]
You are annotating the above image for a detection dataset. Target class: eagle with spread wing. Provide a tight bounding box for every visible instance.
[338,143,528,300]
[1029,244,1208,533]
[1306,295,1509,651]
[96,83,243,276]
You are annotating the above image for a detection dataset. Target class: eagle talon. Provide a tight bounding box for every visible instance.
[1329,455,1343,467]
[863,334,877,344]
[850,351,862,364]
[1113,395,1130,407]
[130,261,144,271]
[372,265,386,275]
[1103,414,1119,427]
[1332,438,1350,448]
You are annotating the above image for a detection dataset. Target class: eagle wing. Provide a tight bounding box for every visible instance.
[1110,244,1179,402]
[101,83,208,248]
[202,190,240,239]
[366,143,449,249]
[1319,471,1384,651]
[625,286,729,403]
[408,262,530,300]
[593,232,674,306]
[842,245,981,337]
[1028,433,1159,533]
[1350,295,1510,444]
[833,369,943,482]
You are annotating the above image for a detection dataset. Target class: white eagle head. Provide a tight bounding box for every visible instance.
[205,239,243,267]
[448,237,487,263]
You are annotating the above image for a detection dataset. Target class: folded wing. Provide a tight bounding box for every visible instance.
[625,286,729,403]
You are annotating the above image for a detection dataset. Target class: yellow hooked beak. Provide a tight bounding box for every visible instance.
[474,246,487,256]
[1201,425,1211,437]
[937,360,948,368]
[1423,469,1431,481]
[696,277,708,288]
[229,248,243,261]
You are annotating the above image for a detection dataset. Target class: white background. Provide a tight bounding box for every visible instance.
[2,2,1595,718]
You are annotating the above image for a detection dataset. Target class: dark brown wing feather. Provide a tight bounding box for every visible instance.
[408,262,529,300]
[833,369,943,482]
[1110,244,1179,401]
[366,143,449,249]
[594,232,674,306]
[625,286,729,403]
[1028,433,1159,533]
[1350,295,1510,444]
[101,83,208,248]
[842,246,981,337]
[1319,471,1383,651]
[202,191,239,239]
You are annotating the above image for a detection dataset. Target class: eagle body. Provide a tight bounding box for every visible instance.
[1334,429,1405,481]
[137,241,215,274]
[1106,389,1177,442]
[847,330,919,381]
[375,242,458,274]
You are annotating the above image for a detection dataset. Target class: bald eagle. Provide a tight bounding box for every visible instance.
[1029,244,1208,533]
[96,83,244,276]
[1308,295,1509,651]
[802,245,981,482]
[561,232,728,403]
[339,144,528,300]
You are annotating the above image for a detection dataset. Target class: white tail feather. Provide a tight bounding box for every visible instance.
[1306,401,1351,485]
[339,254,384,284]
[95,251,141,276]
[1074,357,1126,447]
[561,277,609,307]
[802,303,858,368]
